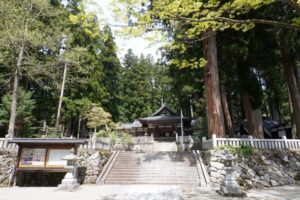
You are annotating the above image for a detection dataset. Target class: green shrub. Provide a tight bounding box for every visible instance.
[96,130,108,138]
[239,145,253,157]
[109,131,118,148]
[122,133,134,150]
[217,145,253,157]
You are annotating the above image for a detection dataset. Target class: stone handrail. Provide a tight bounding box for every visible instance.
[202,134,300,150]
[96,151,120,184]
[0,137,18,150]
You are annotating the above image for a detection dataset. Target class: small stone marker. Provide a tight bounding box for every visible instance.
[218,151,246,197]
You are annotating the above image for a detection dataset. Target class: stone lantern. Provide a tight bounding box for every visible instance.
[218,151,246,197]
[58,148,80,191]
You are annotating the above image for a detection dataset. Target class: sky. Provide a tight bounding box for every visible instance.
[95,0,163,61]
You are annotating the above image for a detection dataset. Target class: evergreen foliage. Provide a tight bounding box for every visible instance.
[0,88,36,136]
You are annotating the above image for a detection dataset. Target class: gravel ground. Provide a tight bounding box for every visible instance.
[0,184,299,200]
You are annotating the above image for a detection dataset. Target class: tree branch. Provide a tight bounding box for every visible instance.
[166,16,300,31]
[284,0,300,16]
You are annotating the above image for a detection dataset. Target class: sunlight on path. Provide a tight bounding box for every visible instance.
[0,184,300,200]
[153,142,177,151]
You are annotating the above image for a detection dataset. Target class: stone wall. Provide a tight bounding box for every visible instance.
[0,150,17,187]
[202,149,300,190]
[76,149,110,184]
[0,149,110,187]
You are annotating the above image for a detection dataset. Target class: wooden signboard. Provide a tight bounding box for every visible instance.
[18,147,72,169]
[46,148,71,168]
[10,138,85,172]
[19,148,47,168]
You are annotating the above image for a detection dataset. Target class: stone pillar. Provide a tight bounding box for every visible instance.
[212,134,217,148]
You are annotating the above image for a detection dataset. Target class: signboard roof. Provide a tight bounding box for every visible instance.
[9,138,86,145]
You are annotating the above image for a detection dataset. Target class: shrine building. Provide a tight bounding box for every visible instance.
[120,104,194,140]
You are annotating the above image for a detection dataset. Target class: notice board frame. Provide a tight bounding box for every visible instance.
[10,139,86,173]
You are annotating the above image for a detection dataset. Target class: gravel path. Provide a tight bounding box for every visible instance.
[0,184,299,200]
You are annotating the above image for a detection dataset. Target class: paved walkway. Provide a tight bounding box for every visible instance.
[0,184,299,200]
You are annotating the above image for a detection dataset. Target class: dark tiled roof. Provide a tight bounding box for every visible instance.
[151,103,178,116]
[9,138,86,144]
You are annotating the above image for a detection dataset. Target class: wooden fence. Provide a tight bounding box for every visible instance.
[202,134,300,150]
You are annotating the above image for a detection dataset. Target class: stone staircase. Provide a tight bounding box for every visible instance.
[100,151,202,185]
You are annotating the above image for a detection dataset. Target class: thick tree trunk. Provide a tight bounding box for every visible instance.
[220,84,234,137]
[242,92,255,136]
[77,116,82,138]
[279,33,300,139]
[294,67,300,90]
[282,62,300,138]
[269,96,281,122]
[203,32,225,138]
[7,44,25,138]
[55,63,67,130]
[253,109,264,138]
[241,91,264,138]
[237,60,264,138]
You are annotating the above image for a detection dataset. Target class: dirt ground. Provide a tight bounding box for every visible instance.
[0,183,299,200]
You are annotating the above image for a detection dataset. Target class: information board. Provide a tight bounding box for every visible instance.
[46,148,71,167]
[19,148,46,167]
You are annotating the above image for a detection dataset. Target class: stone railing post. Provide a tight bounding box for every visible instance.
[212,134,217,149]
[282,136,288,150]
[92,134,97,149]
[4,134,12,149]
[248,135,254,148]
[202,137,206,150]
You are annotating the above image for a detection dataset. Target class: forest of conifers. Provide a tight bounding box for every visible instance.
[0,0,300,139]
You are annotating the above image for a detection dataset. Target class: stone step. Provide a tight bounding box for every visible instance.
[117,155,194,158]
[105,177,199,182]
[107,171,198,175]
[111,167,197,171]
[116,158,194,161]
[117,155,194,157]
[109,168,198,172]
[104,180,199,185]
[106,175,198,179]
[106,169,198,175]
[112,163,196,166]
[102,151,201,185]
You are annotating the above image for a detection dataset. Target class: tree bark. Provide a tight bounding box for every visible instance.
[77,116,82,138]
[7,43,25,138]
[55,63,67,130]
[241,92,263,138]
[279,33,300,139]
[203,32,225,138]
[253,109,264,139]
[294,67,300,90]
[242,92,255,136]
[283,63,300,138]
[269,95,281,122]
[220,84,234,137]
